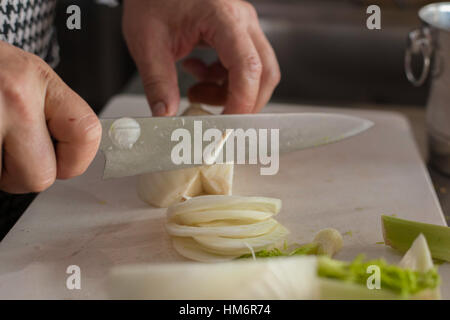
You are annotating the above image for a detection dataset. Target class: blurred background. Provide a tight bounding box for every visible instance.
[54,0,436,112]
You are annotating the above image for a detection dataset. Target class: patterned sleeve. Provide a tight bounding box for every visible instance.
[0,0,59,67]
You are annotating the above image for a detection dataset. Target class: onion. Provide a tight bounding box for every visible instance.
[166,218,279,238]
[193,224,289,255]
[172,237,238,263]
[167,195,282,217]
[174,209,274,225]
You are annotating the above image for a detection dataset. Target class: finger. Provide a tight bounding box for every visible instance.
[182,58,208,80]
[0,124,56,194]
[210,21,262,114]
[183,59,228,83]
[205,61,228,83]
[45,73,102,180]
[0,103,56,194]
[188,81,227,106]
[134,26,179,116]
[249,27,281,113]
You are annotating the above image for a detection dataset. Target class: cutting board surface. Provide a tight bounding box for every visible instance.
[0,95,448,299]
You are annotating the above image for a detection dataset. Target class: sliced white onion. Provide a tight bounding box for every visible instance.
[166,218,279,238]
[172,237,238,263]
[167,195,282,217]
[174,209,274,225]
[193,223,289,255]
[196,220,265,227]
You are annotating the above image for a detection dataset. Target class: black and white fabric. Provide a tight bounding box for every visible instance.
[0,0,59,67]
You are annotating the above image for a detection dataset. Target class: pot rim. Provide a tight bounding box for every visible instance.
[419,2,450,31]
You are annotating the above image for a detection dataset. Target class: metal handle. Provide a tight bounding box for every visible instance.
[405,27,433,87]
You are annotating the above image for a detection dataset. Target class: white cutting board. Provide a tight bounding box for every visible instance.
[0,95,448,299]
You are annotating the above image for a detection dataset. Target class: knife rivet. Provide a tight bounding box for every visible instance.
[109,117,141,150]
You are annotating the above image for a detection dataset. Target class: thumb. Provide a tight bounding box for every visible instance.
[135,40,180,117]
[45,72,102,179]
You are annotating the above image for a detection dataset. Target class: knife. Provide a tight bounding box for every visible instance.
[100,113,373,178]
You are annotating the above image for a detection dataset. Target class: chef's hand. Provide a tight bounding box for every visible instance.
[122,0,280,115]
[0,41,102,194]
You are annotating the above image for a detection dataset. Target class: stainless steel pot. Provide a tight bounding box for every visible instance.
[405,2,450,174]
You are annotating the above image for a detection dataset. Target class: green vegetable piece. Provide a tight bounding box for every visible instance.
[289,243,319,256]
[317,255,440,298]
[382,215,450,262]
[237,242,319,259]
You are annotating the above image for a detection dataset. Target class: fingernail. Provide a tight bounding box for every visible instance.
[151,102,166,117]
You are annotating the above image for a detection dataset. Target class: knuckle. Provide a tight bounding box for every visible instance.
[216,0,244,23]
[141,75,162,91]
[0,55,47,122]
[242,55,262,79]
[2,78,27,105]
[2,81,33,122]
[35,60,53,83]
[0,69,29,102]
[141,74,174,96]
[243,2,258,20]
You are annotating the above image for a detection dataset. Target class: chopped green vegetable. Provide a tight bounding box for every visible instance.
[343,231,353,237]
[317,255,440,298]
[237,247,283,259]
[289,243,319,256]
[382,215,450,262]
[239,249,440,299]
[237,243,318,259]
[376,241,385,245]
[318,278,400,300]
[238,249,440,299]
[238,228,343,259]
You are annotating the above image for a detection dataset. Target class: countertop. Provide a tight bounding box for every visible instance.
[345,103,450,224]
[2,94,448,299]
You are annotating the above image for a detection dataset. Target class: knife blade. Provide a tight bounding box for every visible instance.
[100,113,373,178]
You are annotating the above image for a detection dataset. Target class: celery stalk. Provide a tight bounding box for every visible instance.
[317,255,440,298]
[382,215,450,262]
[239,251,440,299]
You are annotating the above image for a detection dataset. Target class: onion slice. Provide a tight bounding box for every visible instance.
[174,209,274,225]
[193,224,289,255]
[167,195,282,217]
[166,218,279,238]
[172,237,238,263]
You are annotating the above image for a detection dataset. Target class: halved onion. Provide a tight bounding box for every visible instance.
[166,218,279,238]
[193,224,289,255]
